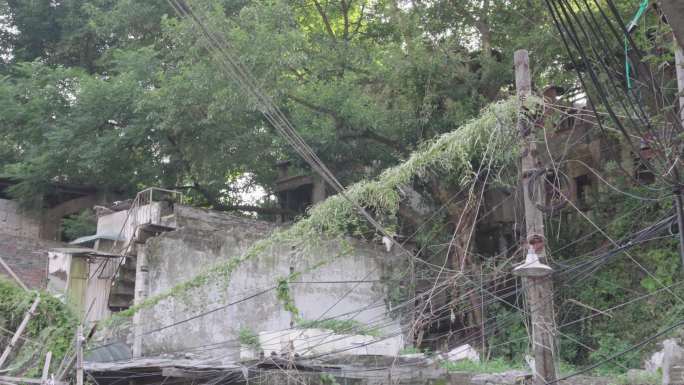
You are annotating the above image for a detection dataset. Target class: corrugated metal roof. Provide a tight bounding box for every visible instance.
[69,234,125,245]
[85,342,131,363]
[50,247,123,258]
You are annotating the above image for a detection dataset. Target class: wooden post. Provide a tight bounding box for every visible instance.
[514,49,558,385]
[75,325,84,385]
[41,351,52,385]
[0,294,40,368]
[0,256,28,291]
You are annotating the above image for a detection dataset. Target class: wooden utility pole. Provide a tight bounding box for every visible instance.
[513,49,558,385]
[75,325,84,385]
[673,39,684,267]
[0,294,40,368]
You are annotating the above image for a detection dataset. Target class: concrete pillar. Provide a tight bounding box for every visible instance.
[132,244,148,358]
[312,176,326,204]
[663,339,684,385]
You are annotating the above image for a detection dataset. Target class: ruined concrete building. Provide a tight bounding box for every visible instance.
[0,93,656,384]
[32,188,407,383]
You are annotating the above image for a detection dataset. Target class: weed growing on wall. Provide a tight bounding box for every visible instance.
[297,319,381,337]
[238,327,261,351]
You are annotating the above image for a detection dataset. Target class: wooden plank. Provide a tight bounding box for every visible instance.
[161,367,223,379]
[0,376,67,385]
[0,295,41,368]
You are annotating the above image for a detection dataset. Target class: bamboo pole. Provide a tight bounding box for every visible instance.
[0,295,40,368]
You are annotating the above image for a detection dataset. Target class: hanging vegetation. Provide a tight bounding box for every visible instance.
[101,96,530,330]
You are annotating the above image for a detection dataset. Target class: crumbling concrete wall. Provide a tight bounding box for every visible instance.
[97,202,163,240]
[136,207,403,361]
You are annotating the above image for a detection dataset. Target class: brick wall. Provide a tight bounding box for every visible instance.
[0,199,41,239]
[0,233,62,289]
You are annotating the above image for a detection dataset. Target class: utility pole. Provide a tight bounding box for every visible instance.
[512,49,558,385]
[75,325,84,385]
[673,40,684,267]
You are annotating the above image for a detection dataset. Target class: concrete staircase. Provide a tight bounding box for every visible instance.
[107,221,176,310]
[108,255,137,310]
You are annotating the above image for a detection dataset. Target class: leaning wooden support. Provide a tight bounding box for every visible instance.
[0,256,28,291]
[0,295,41,368]
[41,351,52,385]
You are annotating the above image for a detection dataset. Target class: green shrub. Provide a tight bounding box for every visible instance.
[238,327,261,351]
[440,357,521,374]
[61,209,96,241]
[0,278,77,376]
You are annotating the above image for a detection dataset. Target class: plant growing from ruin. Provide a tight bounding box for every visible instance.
[297,319,381,337]
[276,276,300,321]
[319,373,340,385]
[238,327,261,352]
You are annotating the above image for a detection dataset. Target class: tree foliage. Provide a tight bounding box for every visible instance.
[0,0,565,209]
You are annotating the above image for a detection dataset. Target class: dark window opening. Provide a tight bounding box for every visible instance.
[575,174,592,207]
[634,151,655,185]
[541,170,568,210]
[556,109,576,132]
[277,184,313,221]
[0,187,10,200]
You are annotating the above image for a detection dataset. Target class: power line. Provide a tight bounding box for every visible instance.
[546,319,684,384]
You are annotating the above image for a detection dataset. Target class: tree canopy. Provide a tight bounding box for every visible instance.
[0,0,566,209]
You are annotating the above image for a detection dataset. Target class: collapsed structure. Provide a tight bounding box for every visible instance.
[40,188,409,383]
